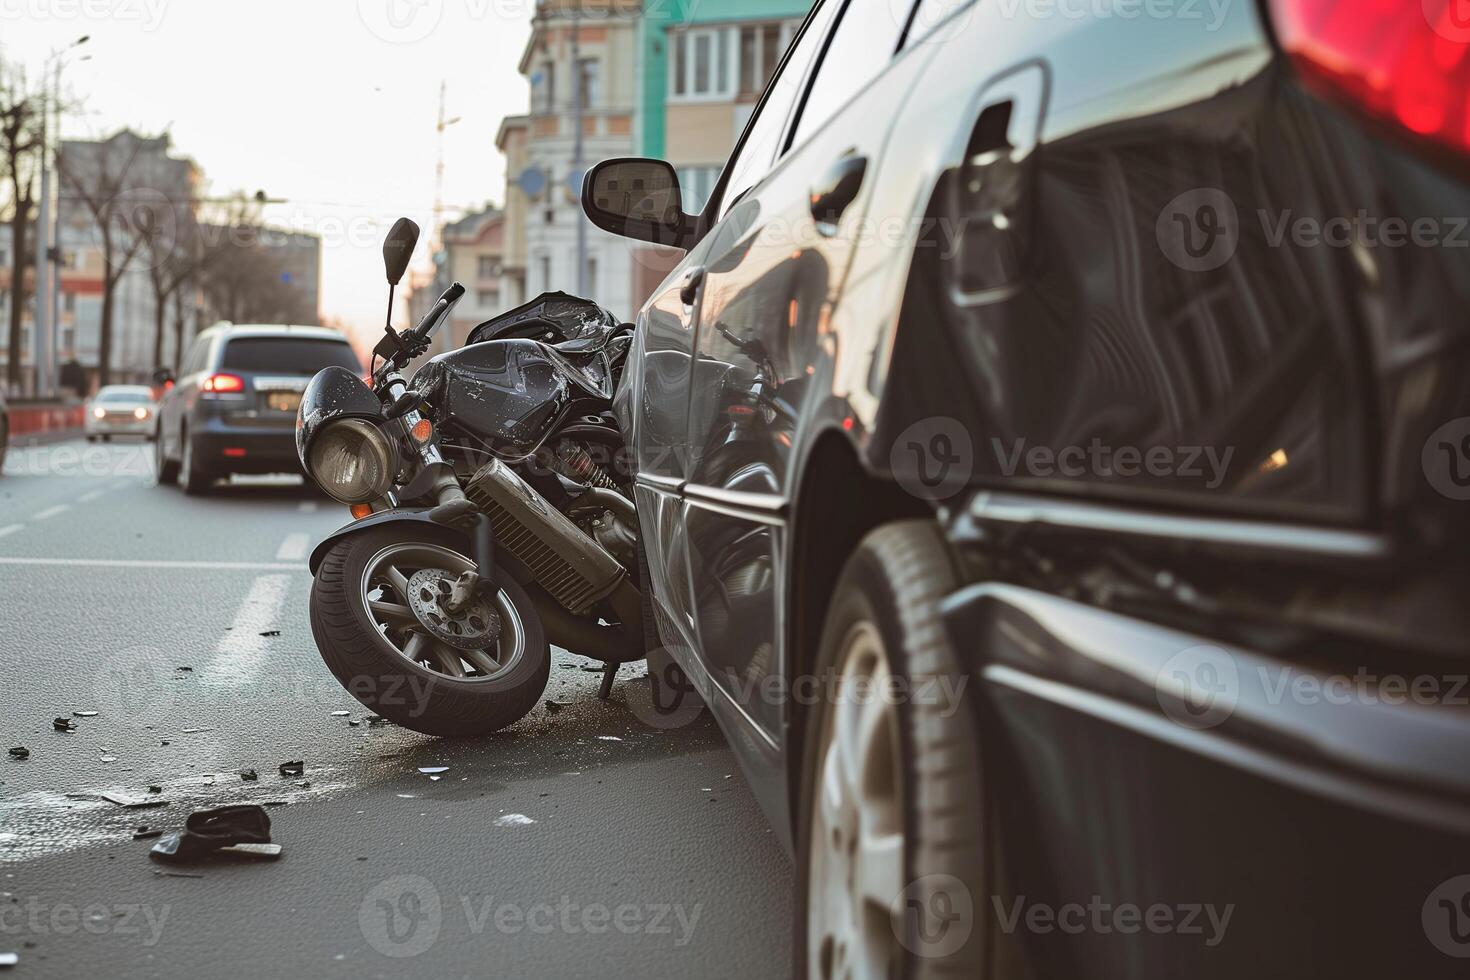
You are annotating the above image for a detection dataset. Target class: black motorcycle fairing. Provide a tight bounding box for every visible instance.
[296,366,383,464]
[465,291,621,352]
[413,338,614,461]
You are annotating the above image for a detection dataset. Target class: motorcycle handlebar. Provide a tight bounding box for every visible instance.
[413,282,465,341]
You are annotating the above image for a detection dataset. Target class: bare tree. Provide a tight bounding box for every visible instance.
[56,132,150,387]
[0,59,42,393]
[196,198,315,326]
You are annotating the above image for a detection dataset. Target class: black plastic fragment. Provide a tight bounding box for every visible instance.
[148,804,272,864]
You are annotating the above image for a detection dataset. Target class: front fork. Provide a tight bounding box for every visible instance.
[381,372,497,613]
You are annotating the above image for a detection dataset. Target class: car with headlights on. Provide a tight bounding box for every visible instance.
[85,385,157,441]
[154,324,363,495]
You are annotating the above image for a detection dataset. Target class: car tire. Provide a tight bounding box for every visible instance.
[86,434,98,443]
[309,524,551,737]
[178,429,213,496]
[796,519,984,980]
[154,422,179,485]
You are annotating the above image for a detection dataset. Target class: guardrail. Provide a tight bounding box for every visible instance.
[5,404,85,439]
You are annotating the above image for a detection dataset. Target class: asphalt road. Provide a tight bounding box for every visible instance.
[0,438,792,979]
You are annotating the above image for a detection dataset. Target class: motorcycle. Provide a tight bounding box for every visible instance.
[295,217,648,736]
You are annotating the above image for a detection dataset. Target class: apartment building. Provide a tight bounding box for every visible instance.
[630,0,812,305]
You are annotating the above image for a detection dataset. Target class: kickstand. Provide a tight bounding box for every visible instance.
[598,663,617,700]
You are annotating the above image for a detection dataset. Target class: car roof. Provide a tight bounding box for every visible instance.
[96,385,153,395]
[200,324,350,343]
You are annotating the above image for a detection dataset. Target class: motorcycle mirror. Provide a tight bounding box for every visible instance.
[382,217,420,287]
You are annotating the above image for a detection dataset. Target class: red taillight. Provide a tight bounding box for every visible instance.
[222,448,247,458]
[202,373,246,394]
[1271,0,1470,158]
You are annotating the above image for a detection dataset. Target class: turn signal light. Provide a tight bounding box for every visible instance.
[1271,0,1470,161]
[202,373,246,394]
[411,419,434,444]
[350,503,374,520]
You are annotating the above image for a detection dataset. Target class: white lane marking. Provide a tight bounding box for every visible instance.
[205,574,292,687]
[78,489,106,503]
[276,533,311,561]
[298,501,318,513]
[32,505,69,521]
[0,558,307,571]
[0,525,23,539]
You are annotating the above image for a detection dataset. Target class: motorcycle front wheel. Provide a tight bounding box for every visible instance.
[309,524,550,736]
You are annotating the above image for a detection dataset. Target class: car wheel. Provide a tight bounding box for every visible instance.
[154,422,179,485]
[86,434,98,443]
[796,520,984,980]
[178,429,212,496]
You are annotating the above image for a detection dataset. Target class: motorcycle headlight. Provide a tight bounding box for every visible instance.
[308,419,395,505]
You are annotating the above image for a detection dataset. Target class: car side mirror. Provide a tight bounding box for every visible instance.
[382,217,420,287]
[581,158,690,248]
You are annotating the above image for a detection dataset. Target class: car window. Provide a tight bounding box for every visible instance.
[716,0,840,220]
[182,339,207,377]
[220,338,361,375]
[901,0,974,49]
[96,388,152,403]
[786,0,913,151]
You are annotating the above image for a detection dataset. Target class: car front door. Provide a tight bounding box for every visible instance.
[680,0,933,739]
[630,1,844,663]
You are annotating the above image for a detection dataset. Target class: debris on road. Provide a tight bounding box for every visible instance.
[152,869,204,879]
[73,711,98,718]
[99,754,118,763]
[149,804,276,865]
[493,814,536,827]
[175,667,193,673]
[133,829,164,841]
[278,761,304,777]
[101,792,169,809]
[596,736,622,742]
[544,700,570,713]
[7,748,28,761]
[259,630,280,638]
[418,767,448,775]
[0,951,18,968]
[148,785,163,794]
[52,717,76,732]
[239,769,259,781]
[330,711,350,717]
[365,715,386,725]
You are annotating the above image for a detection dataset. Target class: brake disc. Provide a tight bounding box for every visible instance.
[405,568,501,651]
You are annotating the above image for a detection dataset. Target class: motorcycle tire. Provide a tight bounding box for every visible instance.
[309,523,551,737]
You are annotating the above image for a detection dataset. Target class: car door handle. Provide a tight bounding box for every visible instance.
[680,265,706,306]
[810,155,868,228]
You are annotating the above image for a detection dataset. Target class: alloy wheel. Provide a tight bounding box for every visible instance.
[359,541,527,682]
[807,621,906,980]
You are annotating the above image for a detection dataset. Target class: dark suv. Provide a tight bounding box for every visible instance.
[154,324,362,494]
[581,0,1470,975]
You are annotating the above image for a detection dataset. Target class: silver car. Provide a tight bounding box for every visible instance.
[85,385,157,441]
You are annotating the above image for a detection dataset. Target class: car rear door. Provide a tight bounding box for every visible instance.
[680,0,935,738]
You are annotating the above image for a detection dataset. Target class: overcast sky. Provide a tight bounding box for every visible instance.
[4,0,534,344]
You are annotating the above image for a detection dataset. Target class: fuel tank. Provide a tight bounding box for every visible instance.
[411,338,615,460]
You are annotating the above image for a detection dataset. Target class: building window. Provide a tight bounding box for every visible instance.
[63,292,76,314]
[534,60,557,113]
[478,289,498,307]
[739,23,796,97]
[577,58,601,109]
[669,27,733,101]
[538,254,552,292]
[676,166,722,214]
[477,256,497,280]
[62,327,75,352]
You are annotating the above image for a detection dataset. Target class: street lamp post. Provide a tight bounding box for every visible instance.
[33,35,88,399]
